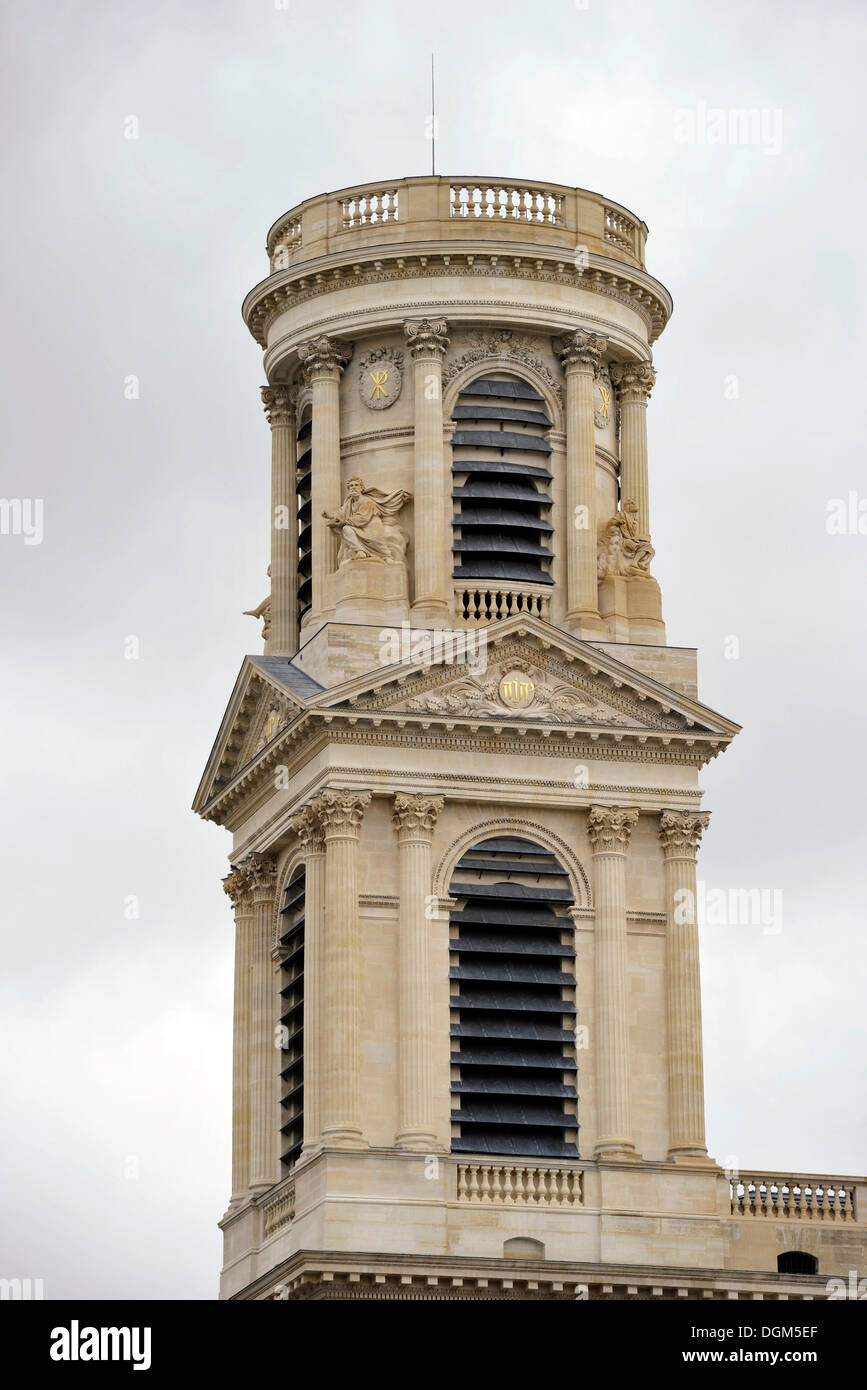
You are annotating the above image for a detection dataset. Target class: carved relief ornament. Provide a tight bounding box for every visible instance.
[587,805,640,851]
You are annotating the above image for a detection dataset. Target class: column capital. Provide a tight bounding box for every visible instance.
[237,851,279,902]
[553,329,608,373]
[260,383,297,427]
[403,317,450,359]
[223,866,254,910]
[658,809,710,858]
[312,788,372,836]
[297,334,354,380]
[290,803,326,852]
[588,805,640,852]
[610,359,656,403]
[392,792,444,838]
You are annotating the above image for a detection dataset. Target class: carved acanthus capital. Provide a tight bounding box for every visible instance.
[588,805,640,852]
[552,329,608,374]
[403,317,450,360]
[260,383,297,427]
[658,810,710,858]
[290,804,326,853]
[311,788,372,836]
[223,866,254,910]
[239,851,279,901]
[392,792,445,838]
[297,335,353,380]
[610,359,656,404]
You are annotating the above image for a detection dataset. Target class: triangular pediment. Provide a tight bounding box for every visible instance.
[322,619,737,737]
[192,656,318,814]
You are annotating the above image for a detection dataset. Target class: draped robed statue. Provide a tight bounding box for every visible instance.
[323,476,412,567]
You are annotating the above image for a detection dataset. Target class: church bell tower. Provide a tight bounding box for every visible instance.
[194,178,865,1300]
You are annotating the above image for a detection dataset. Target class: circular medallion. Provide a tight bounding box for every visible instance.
[359,348,403,410]
[499,670,536,709]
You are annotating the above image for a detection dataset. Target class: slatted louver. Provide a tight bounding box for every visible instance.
[279,868,305,1168]
[451,376,554,587]
[295,412,312,624]
[450,837,579,1158]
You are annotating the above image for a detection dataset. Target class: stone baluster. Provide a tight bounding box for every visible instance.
[659,809,711,1159]
[392,792,445,1149]
[296,335,353,617]
[314,788,371,1147]
[403,318,450,623]
[553,330,608,637]
[261,383,298,654]
[588,805,640,1158]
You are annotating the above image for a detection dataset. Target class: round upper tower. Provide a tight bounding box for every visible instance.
[244,177,672,665]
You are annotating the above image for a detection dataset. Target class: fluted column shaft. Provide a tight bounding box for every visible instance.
[297,336,352,618]
[393,793,444,1149]
[316,789,371,1146]
[261,384,297,655]
[245,853,279,1192]
[588,806,639,1158]
[289,807,326,1151]
[223,868,255,1205]
[660,810,711,1159]
[404,319,450,620]
[611,360,656,540]
[555,332,607,637]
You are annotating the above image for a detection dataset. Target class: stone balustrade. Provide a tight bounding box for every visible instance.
[265,175,648,274]
[260,1179,296,1238]
[454,584,551,624]
[457,1162,583,1206]
[731,1173,858,1222]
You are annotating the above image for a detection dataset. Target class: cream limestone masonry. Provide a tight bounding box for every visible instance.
[196,177,865,1301]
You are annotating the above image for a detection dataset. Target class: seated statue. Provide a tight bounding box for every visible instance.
[597,499,655,580]
[323,476,411,566]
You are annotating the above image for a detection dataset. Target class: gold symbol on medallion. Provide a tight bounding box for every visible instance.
[368,369,390,401]
[264,711,279,739]
[499,673,536,709]
[597,385,610,420]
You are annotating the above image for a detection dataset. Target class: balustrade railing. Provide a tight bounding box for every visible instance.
[731,1173,857,1222]
[339,187,399,229]
[603,205,638,254]
[261,1182,296,1237]
[450,182,563,225]
[457,1162,582,1206]
[455,586,550,623]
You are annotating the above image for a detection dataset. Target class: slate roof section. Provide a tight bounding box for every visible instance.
[248,656,324,699]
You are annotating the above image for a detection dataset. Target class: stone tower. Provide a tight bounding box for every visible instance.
[195,177,865,1300]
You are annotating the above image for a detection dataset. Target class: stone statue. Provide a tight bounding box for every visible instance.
[323,477,411,566]
[597,500,655,580]
[244,564,271,640]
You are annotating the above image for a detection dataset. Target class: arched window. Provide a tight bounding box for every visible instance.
[279,867,305,1168]
[449,836,578,1158]
[451,374,554,615]
[295,408,313,625]
[777,1251,818,1275]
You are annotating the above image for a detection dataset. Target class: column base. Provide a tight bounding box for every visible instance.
[668,1147,714,1165]
[395,1131,442,1152]
[410,601,451,627]
[320,1127,368,1150]
[566,609,608,640]
[594,1142,640,1161]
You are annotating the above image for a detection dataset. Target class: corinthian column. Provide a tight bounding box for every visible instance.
[588,805,639,1158]
[223,864,255,1206]
[289,804,326,1152]
[659,810,711,1160]
[392,792,445,1149]
[296,335,353,616]
[553,331,607,637]
[314,788,371,1147]
[610,360,656,541]
[261,383,297,656]
[404,318,450,623]
[244,852,279,1193]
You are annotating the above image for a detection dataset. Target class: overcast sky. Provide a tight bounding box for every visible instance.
[1,0,864,1299]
